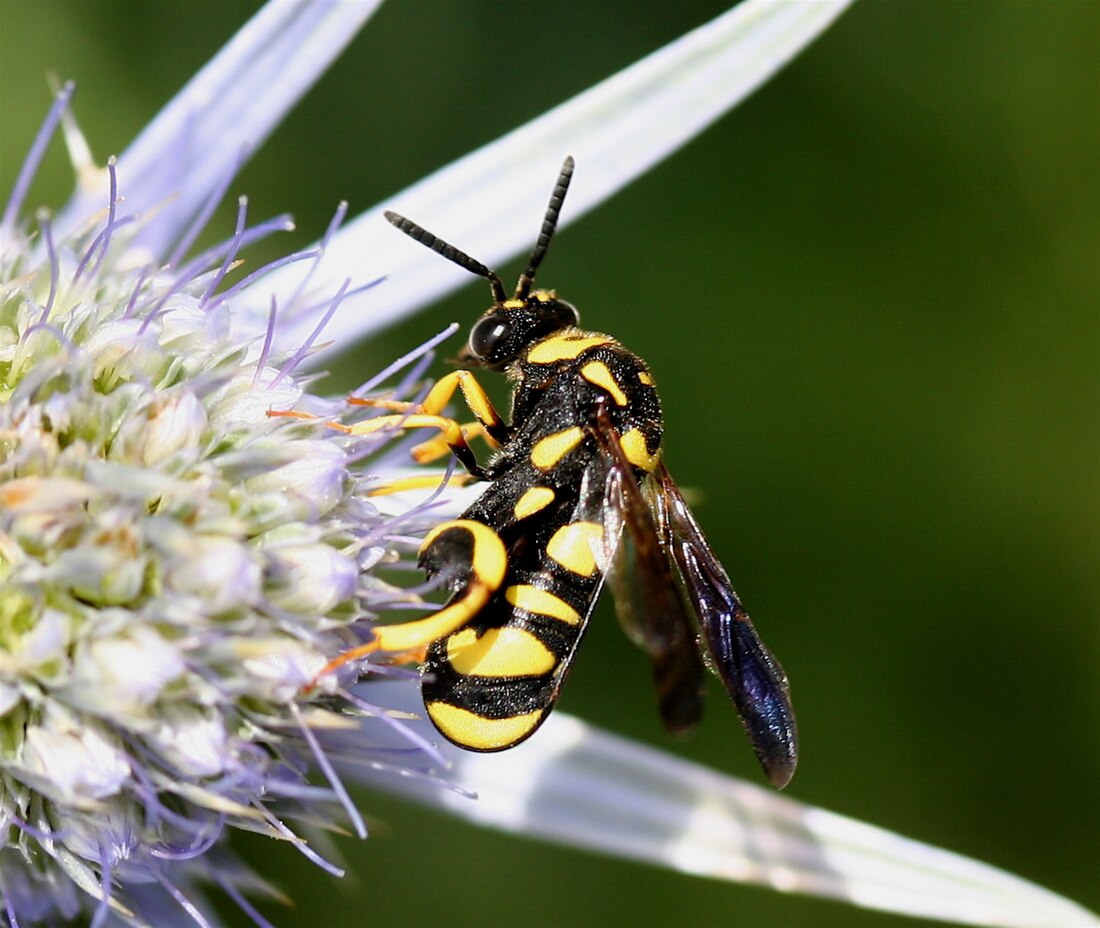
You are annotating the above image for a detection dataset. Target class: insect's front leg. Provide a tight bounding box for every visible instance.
[349,369,510,478]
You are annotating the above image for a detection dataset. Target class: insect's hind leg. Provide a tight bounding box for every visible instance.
[310,519,507,681]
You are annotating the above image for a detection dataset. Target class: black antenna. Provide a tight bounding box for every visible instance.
[384,210,508,304]
[514,156,574,300]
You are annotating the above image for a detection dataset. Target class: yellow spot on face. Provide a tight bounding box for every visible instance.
[446,626,557,677]
[580,360,628,405]
[531,427,584,471]
[619,428,659,472]
[527,334,612,364]
[505,585,581,625]
[637,371,654,386]
[502,299,525,309]
[514,486,555,520]
[546,521,604,577]
[426,702,543,751]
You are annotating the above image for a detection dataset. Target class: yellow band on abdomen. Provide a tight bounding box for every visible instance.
[425,702,544,751]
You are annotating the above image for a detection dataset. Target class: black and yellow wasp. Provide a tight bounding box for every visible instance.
[332,158,797,789]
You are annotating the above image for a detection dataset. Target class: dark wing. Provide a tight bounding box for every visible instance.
[655,461,798,789]
[588,407,707,736]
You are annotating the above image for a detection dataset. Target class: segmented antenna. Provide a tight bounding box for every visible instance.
[384,156,575,306]
[514,156,574,300]
[384,210,508,304]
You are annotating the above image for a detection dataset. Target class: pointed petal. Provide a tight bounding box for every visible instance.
[236,0,852,351]
[361,681,1097,928]
[54,0,383,257]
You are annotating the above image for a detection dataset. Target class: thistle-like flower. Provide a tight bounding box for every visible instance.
[0,89,465,926]
[1,3,1095,928]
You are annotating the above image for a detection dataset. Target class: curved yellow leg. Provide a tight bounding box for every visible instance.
[366,472,476,497]
[308,520,508,686]
[352,371,507,436]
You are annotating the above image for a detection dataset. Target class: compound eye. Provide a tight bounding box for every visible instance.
[468,315,511,361]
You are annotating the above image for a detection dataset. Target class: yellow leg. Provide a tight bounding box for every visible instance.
[267,408,353,433]
[346,397,419,412]
[348,369,509,477]
[313,640,429,676]
[420,370,507,436]
[366,472,476,497]
[348,412,463,440]
[277,371,510,477]
[357,371,508,437]
[348,411,486,475]
[353,416,499,466]
[411,420,500,464]
[308,520,508,686]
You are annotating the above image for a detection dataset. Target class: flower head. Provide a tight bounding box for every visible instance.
[0,101,466,922]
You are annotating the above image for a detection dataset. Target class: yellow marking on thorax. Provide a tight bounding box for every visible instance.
[505,584,581,625]
[425,702,543,751]
[527,334,612,365]
[580,360,628,405]
[546,521,604,577]
[531,427,584,471]
[637,371,654,386]
[619,428,659,472]
[446,627,556,677]
[513,486,555,520]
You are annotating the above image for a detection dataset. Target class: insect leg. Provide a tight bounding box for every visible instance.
[348,412,484,476]
[408,420,495,465]
[350,370,508,437]
[266,408,354,432]
[311,519,508,681]
[418,370,511,443]
[349,370,509,477]
[366,472,476,497]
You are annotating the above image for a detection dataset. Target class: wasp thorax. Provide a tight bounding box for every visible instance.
[466,295,580,368]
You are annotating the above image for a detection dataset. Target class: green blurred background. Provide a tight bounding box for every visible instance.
[2,1,1097,926]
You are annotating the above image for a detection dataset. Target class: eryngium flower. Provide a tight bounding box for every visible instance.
[0,95,456,926]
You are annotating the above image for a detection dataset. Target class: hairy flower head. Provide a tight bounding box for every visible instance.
[0,96,454,926]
